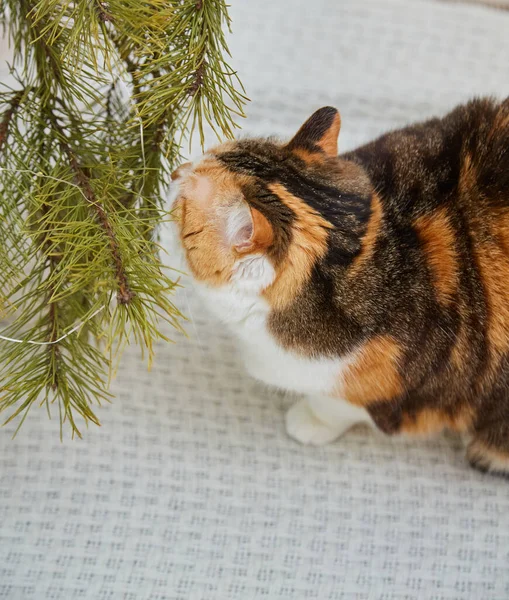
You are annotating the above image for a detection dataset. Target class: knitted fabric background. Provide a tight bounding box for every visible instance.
[1,1,509,599]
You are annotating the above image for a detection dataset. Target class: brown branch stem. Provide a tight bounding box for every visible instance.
[37,173,63,388]
[47,286,61,391]
[0,91,24,152]
[97,1,113,22]
[47,109,135,304]
[189,62,205,96]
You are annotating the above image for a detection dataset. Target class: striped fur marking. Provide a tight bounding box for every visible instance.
[340,336,404,406]
[414,208,459,306]
[263,182,332,310]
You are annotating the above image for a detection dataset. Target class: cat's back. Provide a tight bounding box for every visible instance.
[344,97,509,395]
[454,97,509,213]
[346,97,509,217]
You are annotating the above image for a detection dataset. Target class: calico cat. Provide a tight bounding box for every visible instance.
[169,98,509,475]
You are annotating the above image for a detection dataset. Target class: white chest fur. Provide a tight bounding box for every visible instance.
[236,325,347,395]
[194,275,351,397]
[165,223,371,445]
[195,278,373,446]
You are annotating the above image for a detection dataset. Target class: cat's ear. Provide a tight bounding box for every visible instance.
[287,106,341,158]
[226,202,273,254]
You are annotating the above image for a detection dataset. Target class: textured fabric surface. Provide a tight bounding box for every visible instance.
[2,1,509,599]
[439,0,509,9]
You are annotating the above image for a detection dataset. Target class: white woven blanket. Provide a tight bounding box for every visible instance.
[1,1,509,599]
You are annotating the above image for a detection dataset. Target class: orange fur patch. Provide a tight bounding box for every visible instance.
[193,160,251,192]
[235,207,274,255]
[474,213,509,355]
[340,336,404,406]
[292,147,324,164]
[317,112,341,157]
[459,153,477,197]
[178,160,250,286]
[179,197,233,286]
[349,193,383,275]
[479,250,509,354]
[488,107,509,142]
[400,406,473,435]
[414,208,459,305]
[263,182,332,310]
[450,322,469,372]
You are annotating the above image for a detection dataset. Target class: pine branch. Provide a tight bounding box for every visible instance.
[47,108,135,305]
[96,1,113,23]
[189,62,205,96]
[0,0,246,437]
[0,91,23,151]
[46,287,60,391]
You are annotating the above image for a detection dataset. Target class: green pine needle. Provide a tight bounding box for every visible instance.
[0,0,246,438]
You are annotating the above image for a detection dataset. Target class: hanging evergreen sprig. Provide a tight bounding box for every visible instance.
[0,0,246,437]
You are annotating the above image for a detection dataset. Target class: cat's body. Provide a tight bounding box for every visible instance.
[169,98,509,474]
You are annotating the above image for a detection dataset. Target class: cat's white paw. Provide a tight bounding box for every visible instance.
[285,399,343,446]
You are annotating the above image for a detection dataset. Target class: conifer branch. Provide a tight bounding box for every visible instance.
[47,109,135,305]
[0,0,246,436]
[96,1,113,23]
[0,90,23,152]
[46,289,60,391]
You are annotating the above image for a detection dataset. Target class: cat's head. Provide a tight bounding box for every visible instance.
[169,107,372,310]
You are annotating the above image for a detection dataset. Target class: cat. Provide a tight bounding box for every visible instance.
[168,98,509,476]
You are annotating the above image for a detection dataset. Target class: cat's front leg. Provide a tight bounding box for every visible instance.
[285,395,372,446]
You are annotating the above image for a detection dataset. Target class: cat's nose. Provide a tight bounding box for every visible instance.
[170,162,192,181]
